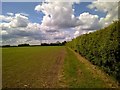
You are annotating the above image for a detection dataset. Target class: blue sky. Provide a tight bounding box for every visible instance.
[2,2,44,23]
[1,1,117,45]
[2,2,106,23]
[73,2,106,18]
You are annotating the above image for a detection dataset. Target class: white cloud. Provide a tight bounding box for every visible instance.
[73,12,100,38]
[0,14,47,45]
[35,4,42,12]
[1,1,118,45]
[1,30,8,35]
[0,23,11,30]
[35,1,82,29]
[1,26,48,45]
[73,1,118,39]
[0,14,29,28]
[53,31,66,40]
[78,12,100,30]
[73,28,92,38]
[9,14,29,27]
[7,12,14,16]
[0,15,13,22]
[88,1,118,28]
[74,30,79,38]
[44,0,80,3]
[34,1,103,43]
[27,23,41,30]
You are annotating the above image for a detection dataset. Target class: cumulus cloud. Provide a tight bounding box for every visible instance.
[0,14,67,45]
[88,1,118,28]
[0,13,63,45]
[0,15,13,22]
[73,12,101,38]
[73,1,118,39]
[1,26,48,45]
[1,1,118,45]
[73,29,92,38]
[1,13,47,45]
[78,12,100,30]
[7,12,14,16]
[53,32,66,40]
[35,1,82,29]
[27,23,41,30]
[0,13,29,28]
[1,30,8,35]
[74,30,79,38]
[35,0,107,42]
[0,23,11,30]
[10,14,29,27]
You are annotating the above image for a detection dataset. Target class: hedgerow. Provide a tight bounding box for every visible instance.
[66,20,120,82]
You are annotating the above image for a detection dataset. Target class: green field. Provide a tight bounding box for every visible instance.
[2,46,119,88]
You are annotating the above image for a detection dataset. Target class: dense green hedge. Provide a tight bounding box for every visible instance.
[66,20,120,82]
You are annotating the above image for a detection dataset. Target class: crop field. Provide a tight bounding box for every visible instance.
[2,46,119,88]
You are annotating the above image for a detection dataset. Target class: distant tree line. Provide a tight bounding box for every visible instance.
[2,41,67,47]
[2,44,30,47]
[18,44,30,47]
[41,41,66,46]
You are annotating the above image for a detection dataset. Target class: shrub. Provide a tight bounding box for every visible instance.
[66,20,120,82]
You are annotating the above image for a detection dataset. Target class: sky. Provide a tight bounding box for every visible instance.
[0,0,119,45]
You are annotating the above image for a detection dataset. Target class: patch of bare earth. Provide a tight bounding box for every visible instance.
[41,48,66,88]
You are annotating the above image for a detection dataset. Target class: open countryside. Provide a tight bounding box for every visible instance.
[1,1,120,89]
[2,46,119,88]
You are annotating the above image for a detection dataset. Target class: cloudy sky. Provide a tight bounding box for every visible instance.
[0,0,119,45]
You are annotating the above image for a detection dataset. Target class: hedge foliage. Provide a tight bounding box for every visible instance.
[66,20,120,82]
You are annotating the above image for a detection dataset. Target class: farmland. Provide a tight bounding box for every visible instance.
[2,46,119,88]
[2,46,65,88]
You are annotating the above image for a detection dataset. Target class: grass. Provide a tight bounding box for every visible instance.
[63,47,118,88]
[2,46,65,88]
[2,46,119,88]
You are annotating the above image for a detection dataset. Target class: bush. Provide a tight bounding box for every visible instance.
[66,20,120,82]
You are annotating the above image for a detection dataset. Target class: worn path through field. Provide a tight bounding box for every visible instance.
[2,46,119,88]
[61,47,119,88]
